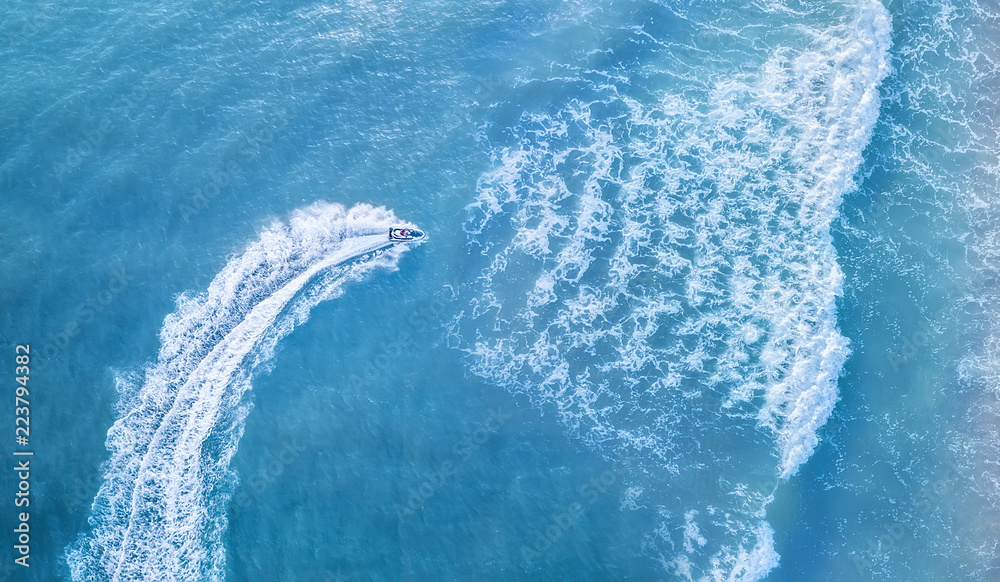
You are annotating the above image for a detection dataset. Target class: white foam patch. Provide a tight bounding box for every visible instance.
[65,202,417,582]
[682,510,708,553]
[666,519,778,582]
[460,1,890,579]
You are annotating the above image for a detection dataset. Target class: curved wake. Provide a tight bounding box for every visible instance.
[66,202,418,582]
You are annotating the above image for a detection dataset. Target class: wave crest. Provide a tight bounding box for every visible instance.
[458,1,890,578]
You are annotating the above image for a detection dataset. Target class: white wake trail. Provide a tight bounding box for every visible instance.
[67,202,417,582]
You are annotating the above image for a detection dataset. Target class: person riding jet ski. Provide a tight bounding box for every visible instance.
[389,228,425,242]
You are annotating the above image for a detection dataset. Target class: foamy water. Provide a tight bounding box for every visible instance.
[458,1,890,577]
[2,0,995,579]
[65,203,417,581]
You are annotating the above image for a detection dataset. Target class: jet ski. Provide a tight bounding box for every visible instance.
[389,227,425,242]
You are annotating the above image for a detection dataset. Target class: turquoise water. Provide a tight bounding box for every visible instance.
[2,0,999,580]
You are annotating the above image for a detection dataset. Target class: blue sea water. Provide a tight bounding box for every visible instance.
[2,0,1000,580]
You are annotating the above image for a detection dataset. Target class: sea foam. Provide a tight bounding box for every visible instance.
[459,1,890,579]
[66,202,416,582]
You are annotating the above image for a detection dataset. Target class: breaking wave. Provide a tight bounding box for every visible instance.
[457,1,890,578]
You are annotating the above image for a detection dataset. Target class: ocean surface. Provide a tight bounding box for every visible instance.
[1,0,999,580]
